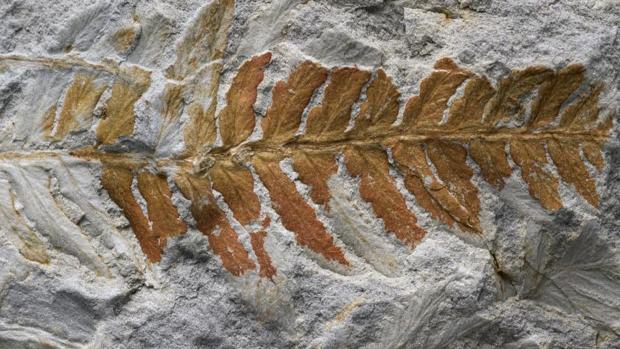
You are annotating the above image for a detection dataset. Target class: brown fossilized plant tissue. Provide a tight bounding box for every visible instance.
[4,43,612,277]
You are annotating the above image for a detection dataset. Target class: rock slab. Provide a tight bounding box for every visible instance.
[0,0,619,348]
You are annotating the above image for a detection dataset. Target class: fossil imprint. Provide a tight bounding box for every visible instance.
[0,0,612,276]
[0,49,611,278]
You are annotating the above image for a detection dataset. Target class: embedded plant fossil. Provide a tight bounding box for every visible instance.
[0,0,612,278]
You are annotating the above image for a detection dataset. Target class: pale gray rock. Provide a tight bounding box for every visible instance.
[0,1,619,348]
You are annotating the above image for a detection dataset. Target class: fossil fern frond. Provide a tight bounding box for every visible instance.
[0,46,612,276]
[185,53,610,273]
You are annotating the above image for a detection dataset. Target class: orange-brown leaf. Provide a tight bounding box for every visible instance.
[392,142,454,229]
[291,151,338,206]
[175,174,256,276]
[303,67,371,141]
[350,69,400,135]
[250,230,277,279]
[433,57,464,71]
[165,0,234,80]
[547,139,599,207]
[469,140,512,189]
[261,61,329,143]
[101,166,161,261]
[510,140,562,211]
[427,140,481,231]
[558,83,603,131]
[161,83,186,124]
[392,142,478,232]
[210,160,260,225]
[137,171,188,239]
[485,66,553,126]
[253,154,349,265]
[96,67,151,145]
[444,76,495,130]
[183,64,222,155]
[529,64,584,129]
[402,65,470,128]
[54,74,107,139]
[219,53,272,148]
[344,146,426,246]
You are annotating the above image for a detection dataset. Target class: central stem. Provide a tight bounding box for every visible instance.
[0,129,606,173]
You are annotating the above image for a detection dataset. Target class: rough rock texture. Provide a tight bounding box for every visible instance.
[0,1,619,348]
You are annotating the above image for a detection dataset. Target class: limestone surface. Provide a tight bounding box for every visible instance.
[0,1,619,348]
